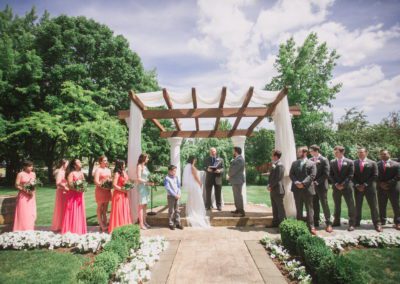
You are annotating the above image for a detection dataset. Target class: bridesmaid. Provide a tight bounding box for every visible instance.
[109,160,133,233]
[94,156,112,232]
[51,159,69,232]
[136,154,154,230]
[13,160,37,231]
[61,158,87,235]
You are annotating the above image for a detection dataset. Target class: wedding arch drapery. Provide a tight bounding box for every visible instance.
[126,87,297,219]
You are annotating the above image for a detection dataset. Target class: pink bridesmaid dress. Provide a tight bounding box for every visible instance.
[95,168,112,203]
[108,172,132,233]
[61,171,87,235]
[13,171,37,231]
[51,169,67,231]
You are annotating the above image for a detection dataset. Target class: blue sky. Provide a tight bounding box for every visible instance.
[2,0,400,125]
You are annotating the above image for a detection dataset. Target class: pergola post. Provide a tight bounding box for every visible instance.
[231,135,247,204]
[127,102,144,223]
[167,137,183,181]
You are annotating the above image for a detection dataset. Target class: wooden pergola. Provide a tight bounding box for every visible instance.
[118,87,300,138]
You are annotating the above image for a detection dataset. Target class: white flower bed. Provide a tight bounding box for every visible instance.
[113,236,168,284]
[0,231,111,252]
[324,232,400,252]
[261,236,311,284]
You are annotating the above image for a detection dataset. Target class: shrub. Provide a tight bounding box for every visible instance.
[296,234,326,260]
[103,239,129,262]
[93,251,120,276]
[317,254,364,284]
[111,225,140,251]
[279,219,310,254]
[76,265,108,284]
[303,244,334,275]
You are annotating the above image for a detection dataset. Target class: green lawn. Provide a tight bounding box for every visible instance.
[344,248,400,284]
[0,250,89,284]
[0,184,393,225]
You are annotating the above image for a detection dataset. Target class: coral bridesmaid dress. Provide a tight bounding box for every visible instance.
[95,168,112,203]
[108,172,133,233]
[51,170,67,231]
[13,171,37,231]
[61,171,87,235]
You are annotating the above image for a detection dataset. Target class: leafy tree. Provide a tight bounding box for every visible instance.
[266,33,341,147]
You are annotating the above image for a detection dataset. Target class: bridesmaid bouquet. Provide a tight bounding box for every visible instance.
[71,180,88,192]
[23,179,42,192]
[149,173,164,186]
[122,181,135,192]
[100,179,113,190]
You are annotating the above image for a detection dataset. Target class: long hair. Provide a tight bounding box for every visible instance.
[54,158,68,177]
[137,153,148,165]
[187,156,196,165]
[114,159,125,175]
[65,158,79,180]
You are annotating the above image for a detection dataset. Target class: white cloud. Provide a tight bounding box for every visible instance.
[333,65,385,89]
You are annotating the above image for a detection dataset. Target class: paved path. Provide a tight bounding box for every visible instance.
[143,227,285,284]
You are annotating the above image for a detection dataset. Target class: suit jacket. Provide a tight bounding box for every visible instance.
[312,155,330,190]
[377,160,400,192]
[228,155,245,185]
[289,159,316,195]
[353,158,378,190]
[329,158,354,187]
[204,156,224,185]
[268,160,285,194]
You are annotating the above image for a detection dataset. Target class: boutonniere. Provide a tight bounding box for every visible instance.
[386,164,391,168]
[364,162,369,165]
[272,164,276,169]
[343,162,348,166]
[316,160,321,164]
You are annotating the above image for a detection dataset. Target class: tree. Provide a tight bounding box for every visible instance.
[266,33,341,147]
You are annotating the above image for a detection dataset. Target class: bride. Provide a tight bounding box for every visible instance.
[183,156,210,228]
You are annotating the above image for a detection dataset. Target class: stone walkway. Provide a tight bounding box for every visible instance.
[142,227,285,284]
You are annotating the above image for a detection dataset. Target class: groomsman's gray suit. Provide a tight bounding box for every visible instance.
[228,155,245,213]
[204,156,224,209]
[377,159,400,225]
[289,159,317,228]
[311,155,331,226]
[329,158,356,226]
[268,160,286,226]
[353,158,380,226]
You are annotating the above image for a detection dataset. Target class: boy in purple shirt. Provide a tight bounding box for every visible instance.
[164,165,183,230]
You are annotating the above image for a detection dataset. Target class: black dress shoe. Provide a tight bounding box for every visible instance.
[231,210,239,214]
[375,225,383,232]
[169,225,175,230]
[234,212,245,217]
[217,206,222,211]
[176,224,184,230]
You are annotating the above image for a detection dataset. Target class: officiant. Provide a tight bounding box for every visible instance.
[204,147,224,211]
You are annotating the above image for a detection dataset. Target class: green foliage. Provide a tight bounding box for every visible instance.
[279,219,310,255]
[76,265,108,284]
[317,254,364,284]
[111,225,141,250]
[102,239,129,262]
[295,234,326,261]
[303,243,334,275]
[93,251,120,276]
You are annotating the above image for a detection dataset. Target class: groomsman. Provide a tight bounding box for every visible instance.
[377,150,400,230]
[289,146,317,234]
[353,148,382,232]
[267,150,286,227]
[228,147,245,217]
[329,146,356,231]
[309,145,332,233]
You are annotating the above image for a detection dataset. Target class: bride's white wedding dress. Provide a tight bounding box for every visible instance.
[183,163,210,228]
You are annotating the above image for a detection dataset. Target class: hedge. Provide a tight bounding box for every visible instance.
[317,254,364,284]
[103,239,129,262]
[296,234,327,261]
[93,251,120,276]
[76,266,108,284]
[279,218,310,255]
[111,225,140,251]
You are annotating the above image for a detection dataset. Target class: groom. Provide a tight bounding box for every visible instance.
[204,147,224,211]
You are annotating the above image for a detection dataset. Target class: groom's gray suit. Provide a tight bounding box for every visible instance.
[229,154,245,214]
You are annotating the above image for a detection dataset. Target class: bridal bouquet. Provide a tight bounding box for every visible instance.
[23,178,42,192]
[100,179,113,190]
[71,180,88,192]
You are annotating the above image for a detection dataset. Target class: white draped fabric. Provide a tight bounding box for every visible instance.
[126,88,297,218]
[272,96,297,217]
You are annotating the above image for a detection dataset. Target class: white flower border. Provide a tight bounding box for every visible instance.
[260,236,312,284]
[113,236,168,284]
[0,231,111,252]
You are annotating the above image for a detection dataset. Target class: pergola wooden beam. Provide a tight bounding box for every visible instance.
[118,105,301,120]
[214,87,227,131]
[160,130,250,138]
[192,88,199,131]
[230,87,254,133]
[128,90,166,132]
[245,87,289,135]
[163,88,181,131]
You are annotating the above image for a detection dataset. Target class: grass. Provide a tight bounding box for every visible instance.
[0,250,88,284]
[344,248,400,284]
[0,184,393,225]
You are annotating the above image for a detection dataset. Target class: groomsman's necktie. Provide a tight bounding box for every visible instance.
[338,159,342,172]
[383,161,387,173]
[360,160,364,173]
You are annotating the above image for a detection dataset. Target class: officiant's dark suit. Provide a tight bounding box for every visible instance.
[289,156,317,229]
[204,154,224,210]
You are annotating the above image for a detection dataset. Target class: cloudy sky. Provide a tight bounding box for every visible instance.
[2,0,400,125]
